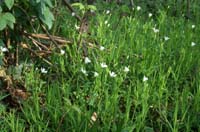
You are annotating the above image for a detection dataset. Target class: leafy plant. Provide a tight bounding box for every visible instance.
[0,0,54,31]
[71,2,97,15]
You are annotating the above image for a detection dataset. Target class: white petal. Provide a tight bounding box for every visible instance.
[72,12,75,16]
[152,27,159,33]
[0,46,8,52]
[84,57,91,64]
[164,36,170,41]
[100,46,105,51]
[100,62,107,68]
[81,67,88,76]
[41,68,48,74]
[60,49,65,55]
[75,24,80,30]
[137,6,141,11]
[191,42,196,46]
[124,67,129,72]
[192,25,195,29]
[94,72,99,77]
[148,13,152,17]
[143,76,148,82]
[109,71,117,77]
[105,20,108,25]
[106,10,110,14]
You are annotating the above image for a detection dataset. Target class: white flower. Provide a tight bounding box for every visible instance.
[0,46,8,52]
[100,62,107,68]
[164,36,170,41]
[191,42,196,47]
[84,57,91,64]
[109,71,117,77]
[90,10,95,13]
[106,10,110,14]
[100,46,105,51]
[41,67,48,74]
[91,112,97,122]
[143,76,148,82]
[75,24,80,30]
[149,105,153,108]
[148,13,152,17]
[124,66,129,73]
[72,12,75,16]
[107,24,110,27]
[60,49,65,55]
[94,72,99,77]
[192,25,195,29]
[105,20,108,25]
[137,6,141,11]
[152,27,159,33]
[81,67,88,76]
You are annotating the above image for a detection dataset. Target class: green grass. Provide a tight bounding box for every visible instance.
[1,3,200,132]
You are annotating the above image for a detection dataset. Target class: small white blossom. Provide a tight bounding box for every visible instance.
[60,49,65,55]
[192,25,195,29]
[41,67,48,74]
[90,10,95,13]
[143,76,148,82]
[149,105,154,108]
[75,24,80,30]
[106,10,110,14]
[137,6,141,11]
[0,46,8,52]
[105,20,108,25]
[191,42,196,47]
[91,112,97,122]
[84,57,91,64]
[107,23,110,27]
[100,62,107,68]
[109,71,117,78]
[148,13,152,17]
[164,36,170,41]
[94,72,99,77]
[72,12,75,16]
[152,27,159,33]
[81,67,88,76]
[124,66,130,73]
[100,46,105,51]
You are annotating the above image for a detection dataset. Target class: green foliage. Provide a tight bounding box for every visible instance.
[0,0,54,30]
[4,0,14,10]
[0,1,200,132]
[72,2,97,14]
[0,12,15,30]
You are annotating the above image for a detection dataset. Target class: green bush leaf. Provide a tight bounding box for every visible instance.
[36,0,41,3]
[45,0,53,8]
[4,0,14,10]
[0,12,15,30]
[87,5,97,11]
[0,39,4,46]
[6,21,14,29]
[0,16,7,30]
[72,3,85,10]
[0,6,2,13]
[3,12,15,23]
[39,6,54,29]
